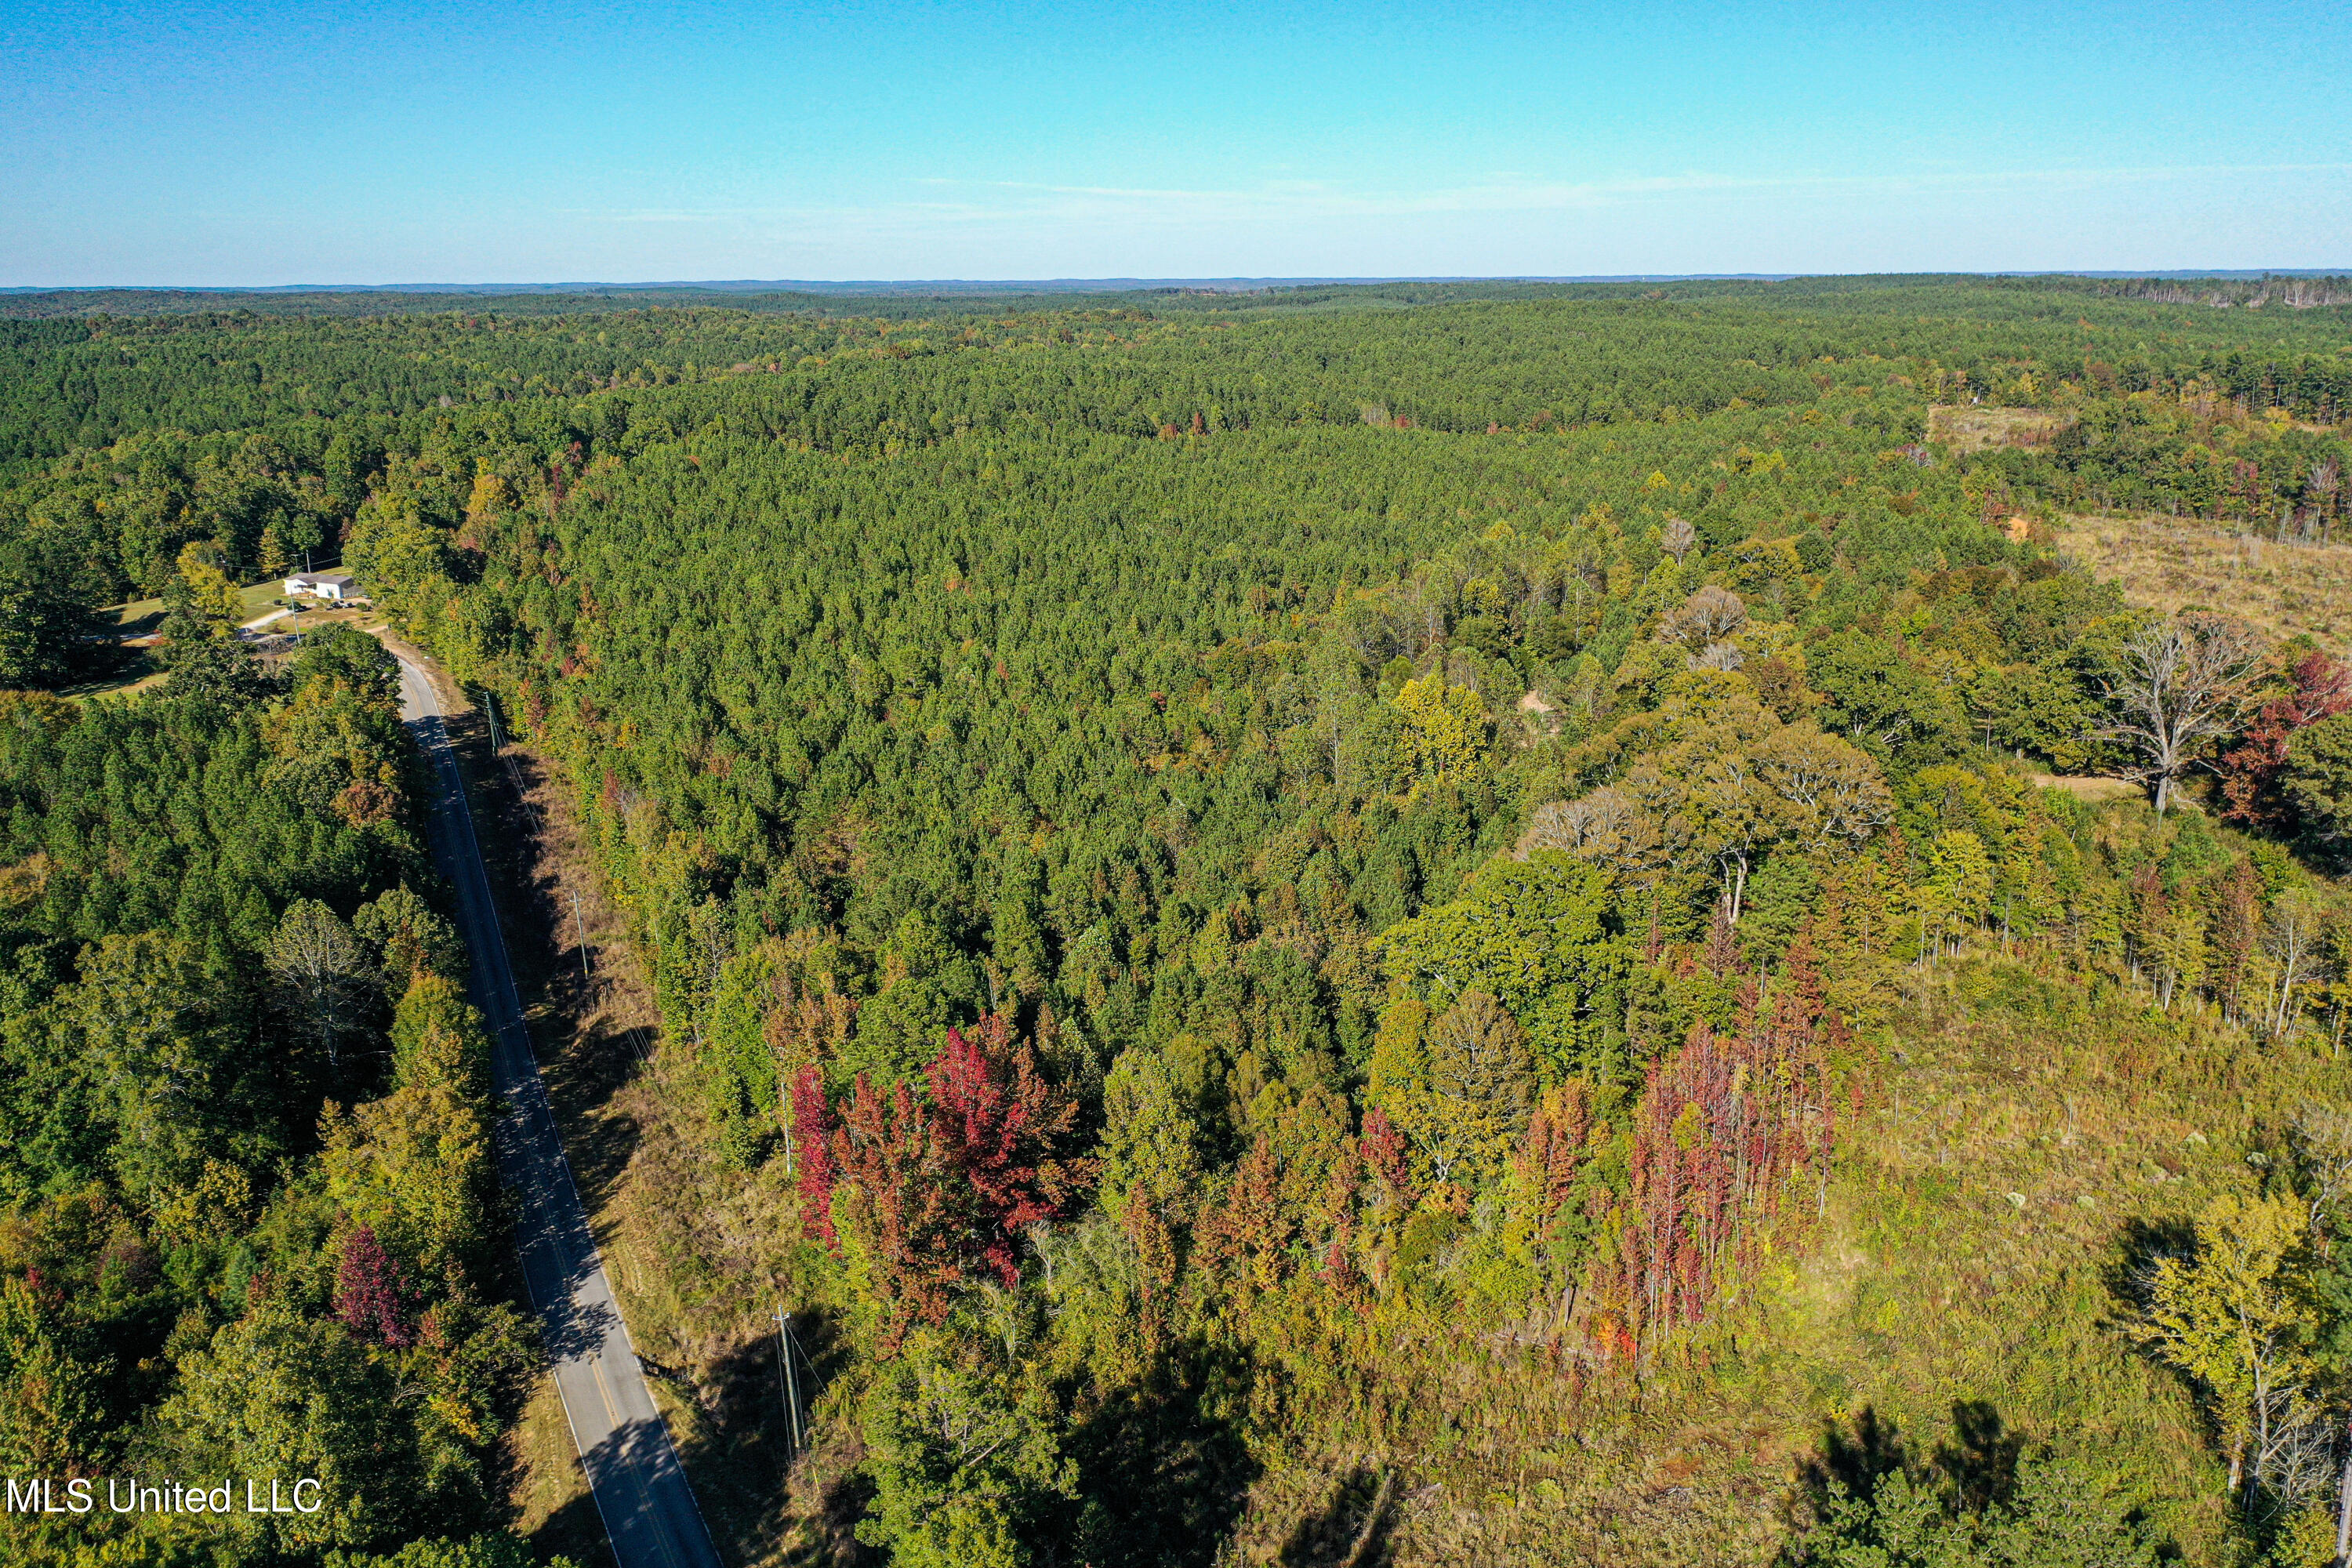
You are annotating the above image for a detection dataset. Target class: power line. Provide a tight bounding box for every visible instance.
[474,691,649,1073]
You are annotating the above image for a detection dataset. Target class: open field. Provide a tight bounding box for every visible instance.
[1207,947,2281,1566]
[58,664,169,702]
[2057,510,2352,654]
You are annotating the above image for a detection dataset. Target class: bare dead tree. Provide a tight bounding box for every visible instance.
[267,898,376,1075]
[1520,788,1668,882]
[1657,585,1746,651]
[2289,1101,2352,1232]
[2265,889,2332,1040]
[2096,612,2265,815]
[1688,641,1746,672]
[2250,1390,2337,1530]
[1659,516,1697,562]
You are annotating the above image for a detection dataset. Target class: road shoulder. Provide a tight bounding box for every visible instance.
[424,674,826,1565]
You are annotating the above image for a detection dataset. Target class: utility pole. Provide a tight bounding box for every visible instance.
[570,891,591,985]
[484,691,503,753]
[775,1310,804,1461]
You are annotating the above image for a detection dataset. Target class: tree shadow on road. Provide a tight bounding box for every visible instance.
[466,736,652,1214]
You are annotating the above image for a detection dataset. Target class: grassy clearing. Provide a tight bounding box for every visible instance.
[102,574,295,637]
[1926,405,2074,452]
[2058,510,2352,653]
[58,665,168,703]
[1732,956,2286,1560]
[1224,946,2318,1566]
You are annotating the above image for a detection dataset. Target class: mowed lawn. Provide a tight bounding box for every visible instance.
[105,574,301,638]
[71,575,341,701]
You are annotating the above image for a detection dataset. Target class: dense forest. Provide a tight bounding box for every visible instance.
[4,277,2352,1568]
[0,620,541,1566]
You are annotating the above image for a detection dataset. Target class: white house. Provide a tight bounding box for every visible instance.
[285,572,358,601]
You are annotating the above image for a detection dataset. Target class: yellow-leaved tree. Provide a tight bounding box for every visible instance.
[1392,671,1488,789]
[2130,1191,2320,1498]
[176,540,247,627]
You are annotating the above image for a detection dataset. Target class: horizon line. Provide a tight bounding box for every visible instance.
[7,268,2351,296]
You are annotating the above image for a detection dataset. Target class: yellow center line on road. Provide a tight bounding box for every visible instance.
[591,1351,684,1568]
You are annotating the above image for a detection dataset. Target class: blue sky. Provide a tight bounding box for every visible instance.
[3,0,2347,285]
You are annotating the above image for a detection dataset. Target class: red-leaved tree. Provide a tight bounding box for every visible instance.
[334,1225,410,1348]
[825,1014,1092,1348]
[832,1073,966,1348]
[789,1063,837,1246]
[1614,948,1838,1360]
[2220,652,2352,828]
[1359,1107,1415,1210]
[926,1016,1090,1287]
[1517,1080,1592,1225]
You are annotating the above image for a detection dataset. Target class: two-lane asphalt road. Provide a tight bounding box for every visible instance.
[398,656,723,1568]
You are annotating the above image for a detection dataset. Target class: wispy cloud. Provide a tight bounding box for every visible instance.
[570,160,2349,240]
[926,162,2352,221]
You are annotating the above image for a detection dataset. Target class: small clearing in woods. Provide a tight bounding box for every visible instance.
[1925,405,2074,452]
[2028,774,2141,804]
[2056,510,2352,653]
